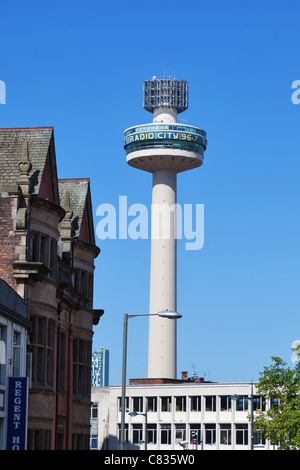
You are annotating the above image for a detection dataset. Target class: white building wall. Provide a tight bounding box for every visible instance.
[91,382,274,451]
[0,313,28,450]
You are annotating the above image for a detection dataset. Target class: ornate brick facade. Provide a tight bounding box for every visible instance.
[0,127,103,449]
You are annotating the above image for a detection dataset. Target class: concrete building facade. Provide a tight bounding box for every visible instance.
[0,127,103,449]
[91,379,274,451]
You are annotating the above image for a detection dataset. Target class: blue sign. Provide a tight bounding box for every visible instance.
[124,130,207,147]
[6,377,28,450]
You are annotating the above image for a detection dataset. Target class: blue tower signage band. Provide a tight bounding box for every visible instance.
[124,130,206,147]
[6,377,28,450]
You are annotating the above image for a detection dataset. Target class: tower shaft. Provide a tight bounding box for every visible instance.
[148,170,177,378]
[124,77,207,380]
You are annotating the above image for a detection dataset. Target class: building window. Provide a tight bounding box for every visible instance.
[33,316,46,385]
[91,402,98,418]
[190,396,201,412]
[72,433,89,450]
[220,395,232,411]
[147,424,157,444]
[80,270,87,297]
[132,396,143,412]
[235,424,248,445]
[205,396,216,412]
[118,396,129,412]
[253,430,266,446]
[88,273,93,307]
[58,330,66,390]
[75,270,80,292]
[31,232,57,279]
[146,396,157,412]
[40,235,49,266]
[75,270,91,299]
[190,425,201,445]
[118,424,128,443]
[0,324,6,385]
[12,331,21,376]
[236,396,249,411]
[271,397,279,408]
[73,339,91,399]
[32,233,39,262]
[253,396,266,411]
[32,232,49,265]
[132,424,143,444]
[161,424,171,445]
[220,424,231,445]
[90,434,98,450]
[175,424,186,444]
[30,316,54,387]
[161,396,172,412]
[205,424,216,445]
[175,396,186,412]
[56,432,64,450]
[27,429,51,450]
[47,320,55,386]
[49,238,57,279]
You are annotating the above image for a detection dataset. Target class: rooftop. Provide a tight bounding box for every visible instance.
[0,127,55,196]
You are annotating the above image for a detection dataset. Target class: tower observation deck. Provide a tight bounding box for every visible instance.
[124,77,207,379]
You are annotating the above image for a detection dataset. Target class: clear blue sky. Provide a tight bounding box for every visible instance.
[1,0,299,385]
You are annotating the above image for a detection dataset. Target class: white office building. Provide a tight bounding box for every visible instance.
[90,378,275,451]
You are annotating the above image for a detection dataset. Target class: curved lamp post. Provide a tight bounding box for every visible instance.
[120,310,182,450]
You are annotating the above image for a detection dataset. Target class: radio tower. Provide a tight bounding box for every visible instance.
[123,77,207,379]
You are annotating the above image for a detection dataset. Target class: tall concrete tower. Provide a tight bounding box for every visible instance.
[124,77,207,379]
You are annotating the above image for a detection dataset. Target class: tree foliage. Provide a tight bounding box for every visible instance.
[253,356,300,450]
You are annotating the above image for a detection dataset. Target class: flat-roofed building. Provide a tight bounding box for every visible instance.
[91,376,274,451]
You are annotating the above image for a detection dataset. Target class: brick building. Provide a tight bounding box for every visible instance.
[0,127,103,449]
[91,379,272,451]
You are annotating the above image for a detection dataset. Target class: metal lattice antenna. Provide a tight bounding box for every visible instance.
[143,78,188,114]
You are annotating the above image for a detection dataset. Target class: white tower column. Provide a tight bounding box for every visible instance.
[124,77,207,380]
[148,169,177,379]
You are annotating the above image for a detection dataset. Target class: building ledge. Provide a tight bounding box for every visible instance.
[129,377,206,385]
[57,282,88,309]
[13,261,50,279]
[93,309,104,325]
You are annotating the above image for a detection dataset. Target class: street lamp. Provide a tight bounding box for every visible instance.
[230,381,254,450]
[129,411,148,450]
[120,310,182,450]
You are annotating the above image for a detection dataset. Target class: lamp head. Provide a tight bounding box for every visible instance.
[229,394,240,400]
[157,310,182,319]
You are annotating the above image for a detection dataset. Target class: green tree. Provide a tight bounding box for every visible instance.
[253,356,300,450]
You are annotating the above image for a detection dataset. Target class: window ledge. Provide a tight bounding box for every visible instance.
[13,261,50,279]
